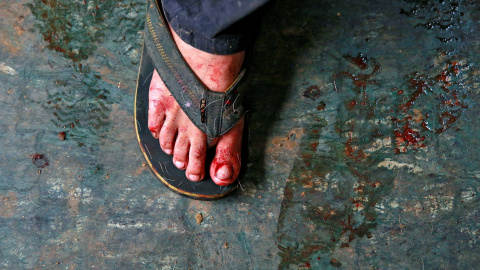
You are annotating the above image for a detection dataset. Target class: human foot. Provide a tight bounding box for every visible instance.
[148,27,245,186]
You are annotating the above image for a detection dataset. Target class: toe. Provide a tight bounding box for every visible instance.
[159,116,177,155]
[148,72,167,138]
[148,102,165,139]
[185,134,207,182]
[173,131,189,170]
[210,118,243,186]
[210,151,240,186]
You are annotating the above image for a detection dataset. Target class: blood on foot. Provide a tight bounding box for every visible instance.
[192,146,206,160]
[151,100,161,109]
[212,158,230,173]
[159,96,175,110]
[211,149,238,184]
[212,158,234,185]
[149,126,159,133]
[178,125,187,133]
[149,82,163,91]
[209,72,221,89]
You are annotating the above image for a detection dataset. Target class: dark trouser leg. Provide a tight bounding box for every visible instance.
[161,0,271,55]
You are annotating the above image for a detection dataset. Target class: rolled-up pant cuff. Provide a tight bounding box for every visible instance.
[165,20,249,55]
[160,0,270,55]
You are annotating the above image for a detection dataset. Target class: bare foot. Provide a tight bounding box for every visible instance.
[148,27,245,186]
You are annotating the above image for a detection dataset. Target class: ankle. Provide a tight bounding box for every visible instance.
[170,27,245,93]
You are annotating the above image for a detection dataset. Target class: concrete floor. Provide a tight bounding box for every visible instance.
[1,0,479,269]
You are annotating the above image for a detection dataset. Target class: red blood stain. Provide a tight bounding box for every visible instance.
[303,85,322,100]
[340,55,380,105]
[227,65,237,79]
[156,96,175,110]
[212,150,235,181]
[342,72,377,90]
[58,131,66,140]
[304,262,311,268]
[401,76,429,111]
[178,125,187,133]
[434,62,468,133]
[212,159,230,171]
[354,202,363,209]
[300,245,323,259]
[436,111,460,134]
[345,100,356,110]
[149,84,158,91]
[151,100,160,108]
[31,153,49,168]
[437,61,460,84]
[345,131,367,161]
[336,210,374,247]
[345,55,369,70]
[317,101,326,111]
[212,157,233,186]
[393,117,426,150]
[394,61,468,150]
[330,258,342,267]
[209,65,223,89]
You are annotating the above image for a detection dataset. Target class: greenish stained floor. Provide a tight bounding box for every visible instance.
[1,0,479,269]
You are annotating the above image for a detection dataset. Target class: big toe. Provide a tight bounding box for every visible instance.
[210,119,243,186]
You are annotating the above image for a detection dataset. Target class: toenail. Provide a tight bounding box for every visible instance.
[216,164,233,180]
[189,174,200,181]
[164,148,172,155]
[175,161,185,169]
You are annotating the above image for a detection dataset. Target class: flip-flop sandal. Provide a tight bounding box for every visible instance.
[135,0,249,200]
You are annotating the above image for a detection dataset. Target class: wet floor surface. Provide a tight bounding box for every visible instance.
[1,0,479,269]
